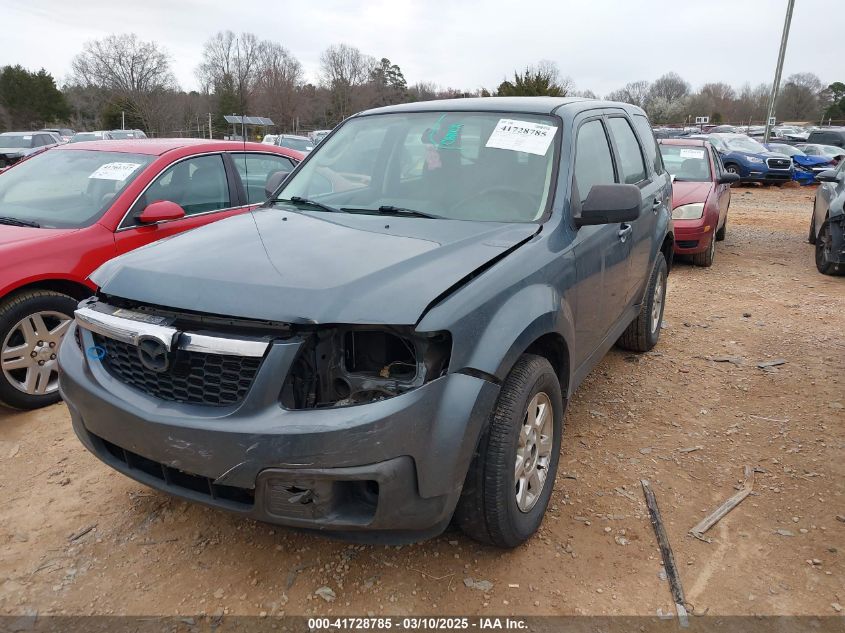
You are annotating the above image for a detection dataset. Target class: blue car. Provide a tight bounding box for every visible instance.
[707,133,793,184]
[766,142,835,185]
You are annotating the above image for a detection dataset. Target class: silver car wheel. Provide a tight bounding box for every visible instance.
[515,391,554,513]
[1,311,71,396]
[650,272,665,335]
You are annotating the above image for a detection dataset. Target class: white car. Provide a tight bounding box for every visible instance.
[262,134,279,145]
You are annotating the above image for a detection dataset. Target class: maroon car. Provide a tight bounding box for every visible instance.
[658,138,739,267]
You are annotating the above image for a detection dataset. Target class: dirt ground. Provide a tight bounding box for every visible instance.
[1,186,843,619]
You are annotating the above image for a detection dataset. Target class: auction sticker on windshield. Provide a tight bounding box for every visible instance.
[485,119,557,156]
[679,148,705,159]
[89,162,143,181]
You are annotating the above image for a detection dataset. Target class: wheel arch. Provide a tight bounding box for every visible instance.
[523,332,571,398]
[1,278,95,306]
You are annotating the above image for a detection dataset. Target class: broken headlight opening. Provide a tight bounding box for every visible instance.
[281,327,452,409]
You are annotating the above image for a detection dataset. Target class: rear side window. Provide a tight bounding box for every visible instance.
[231,152,297,204]
[608,117,647,184]
[632,115,664,175]
[573,119,616,205]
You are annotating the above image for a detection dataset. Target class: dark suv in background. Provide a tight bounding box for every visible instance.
[60,97,674,547]
[806,128,845,150]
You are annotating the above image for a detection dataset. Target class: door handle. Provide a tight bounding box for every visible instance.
[618,223,633,242]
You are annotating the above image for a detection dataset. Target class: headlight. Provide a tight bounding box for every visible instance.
[746,156,764,164]
[281,326,452,409]
[672,203,704,220]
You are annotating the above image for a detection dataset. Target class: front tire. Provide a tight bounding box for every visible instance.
[617,253,668,352]
[815,219,842,276]
[724,164,741,184]
[455,354,563,548]
[0,290,77,410]
[691,233,716,267]
[716,216,727,241]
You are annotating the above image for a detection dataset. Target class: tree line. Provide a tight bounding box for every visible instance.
[0,32,842,136]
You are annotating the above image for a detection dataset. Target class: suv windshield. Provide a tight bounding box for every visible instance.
[277,111,559,222]
[659,145,711,182]
[723,136,766,153]
[0,149,152,228]
[0,135,35,149]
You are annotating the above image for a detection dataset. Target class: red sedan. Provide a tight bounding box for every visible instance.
[658,138,738,267]
[0,138,302,410]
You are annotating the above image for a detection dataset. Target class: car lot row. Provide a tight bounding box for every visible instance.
[0,98,842,551]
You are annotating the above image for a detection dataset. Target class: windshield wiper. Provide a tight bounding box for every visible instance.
[270,196,345,214]
[0,216,40,228]
[341,205,442,219]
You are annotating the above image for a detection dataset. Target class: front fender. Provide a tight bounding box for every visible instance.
[420,281,574,386]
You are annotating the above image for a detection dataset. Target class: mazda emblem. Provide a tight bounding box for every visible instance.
[137,336,169,372]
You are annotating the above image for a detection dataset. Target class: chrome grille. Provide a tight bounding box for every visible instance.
[94,334,262,406]
[766,158,791,170]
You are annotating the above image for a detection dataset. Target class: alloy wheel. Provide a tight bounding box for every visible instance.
[650,272,665,334]
[514,392,554,513]
[1,311,71,396]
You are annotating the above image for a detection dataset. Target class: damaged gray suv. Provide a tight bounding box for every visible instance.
[59,98,674,547]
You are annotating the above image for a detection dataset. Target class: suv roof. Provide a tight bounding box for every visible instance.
[360,96,644,117]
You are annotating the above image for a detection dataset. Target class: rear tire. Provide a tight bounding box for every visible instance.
[617,253,668,352]
[691,233,716,267]
[455,354,563,548]
[0,290,77,410]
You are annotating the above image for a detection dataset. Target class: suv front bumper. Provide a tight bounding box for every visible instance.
[59,323,500,543]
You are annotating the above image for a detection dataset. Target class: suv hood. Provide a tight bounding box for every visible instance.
[92,208,539,324]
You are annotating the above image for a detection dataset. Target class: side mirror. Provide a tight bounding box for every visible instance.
[816,169,841,183]
[575,184,641,227]
[264,170,291,199]
[138,200,186,224]
[718,173,740,184]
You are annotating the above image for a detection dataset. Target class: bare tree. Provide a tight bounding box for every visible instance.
[320,44,376,120]
[196,31,262,108]
[606,80,650,107]
[69,33,177,133]
[254,42,304,130]
[776,72,824,121]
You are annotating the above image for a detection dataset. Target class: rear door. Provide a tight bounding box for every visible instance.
[114,153,246,255]
[607,114,658,305]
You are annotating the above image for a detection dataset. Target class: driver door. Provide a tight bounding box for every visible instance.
[570,115,632,365]
[114,153,242,255]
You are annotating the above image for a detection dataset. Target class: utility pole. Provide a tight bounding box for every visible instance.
[121,110,125,130]
[763,0,795,144]
[208,112,213,139]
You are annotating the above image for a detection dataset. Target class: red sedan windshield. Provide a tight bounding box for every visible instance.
[0,149,153,229]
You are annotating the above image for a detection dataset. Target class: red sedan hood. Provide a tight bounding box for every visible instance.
[0,224,79,247]
[671,181,713,208]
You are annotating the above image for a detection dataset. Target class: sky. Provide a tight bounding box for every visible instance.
[0,0,840,96]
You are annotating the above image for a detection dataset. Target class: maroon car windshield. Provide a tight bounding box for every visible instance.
[659,145,712,182]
